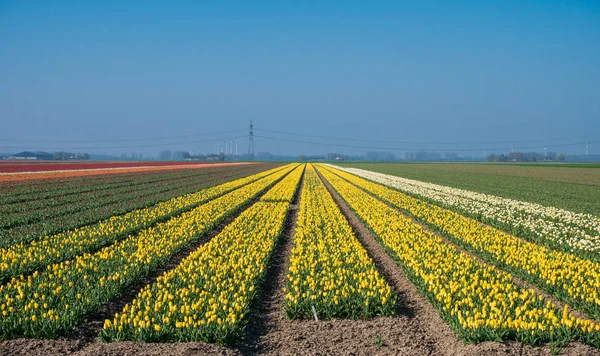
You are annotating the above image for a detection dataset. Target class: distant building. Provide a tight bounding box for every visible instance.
[444,152,459,160]
[405,151,442,161]
[8,151,53,160]
[205,154,222,161]
[307,155,326,162]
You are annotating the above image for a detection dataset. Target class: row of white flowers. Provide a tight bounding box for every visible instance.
[328,165,600,255]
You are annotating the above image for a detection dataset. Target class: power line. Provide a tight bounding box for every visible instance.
[254,134,600,152]
[0,135,248,151]
[0,129,247,144]
[1,125,596,153]
[254,129,596,146]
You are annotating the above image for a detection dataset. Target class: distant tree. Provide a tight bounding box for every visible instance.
[256,152,274,160]
[158,150,172,161]
[557,153,566,161]
[524,152,545,162]
[413,151,441,161]
[53,151,76,160]
[444,152,459,160]
[172,151,189,160]
[298,155,306,162]
[509,152,524,162]
[327,152,351,161]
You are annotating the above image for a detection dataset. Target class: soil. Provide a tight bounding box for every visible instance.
[0,339,237,356]
[63,202,254,343]
[333,165,595,322]
[0,169,288,356]
[1,165,599,356]
[312,166,599,356]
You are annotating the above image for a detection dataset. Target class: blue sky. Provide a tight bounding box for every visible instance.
[1,1,599,156]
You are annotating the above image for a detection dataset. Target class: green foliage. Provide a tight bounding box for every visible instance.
[338,163,600,216]
[0,165,275,248]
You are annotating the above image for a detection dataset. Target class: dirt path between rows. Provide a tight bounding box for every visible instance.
[237,165,440,356]
[2,164,598,355]
[328,166,597,323]
[235,165,306,354]
[0,169,295,356]
[314,166,599,356]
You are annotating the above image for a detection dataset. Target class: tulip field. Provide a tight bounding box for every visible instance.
[0,161,599,354]
[284,164,395,321]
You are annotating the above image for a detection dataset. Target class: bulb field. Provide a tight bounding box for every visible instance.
[0,161,599,355]
[284,164,395,320]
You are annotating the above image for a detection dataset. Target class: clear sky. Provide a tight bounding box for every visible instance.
[1,0,599,157]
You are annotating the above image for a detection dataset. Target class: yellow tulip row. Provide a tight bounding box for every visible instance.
[0,164,297,339]
[317,165,600,347]
[328,167,600,320]
[100,165,304,343]
[0,165,290,283]
[284,164,395,319]
[260,164,305,202]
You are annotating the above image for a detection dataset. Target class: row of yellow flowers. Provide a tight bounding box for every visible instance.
[260,164,305,202]
[333,165,600,259]
[329,167,600,320]
[285,164,394,319]
[100,165,304,343]
[317,165,600,347]
[0,164,297,339]
[0,165,289,284]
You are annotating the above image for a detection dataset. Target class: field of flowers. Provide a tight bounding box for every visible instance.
[0,169,245,229]
[336,162,600,216]
[0,161,231,173]
[0,164,277,247]
[0,162,254,182]
[328,166,600,320]
[285,164,394,320]
[318,165,599,347]
[100,165,304,343]
[332,165,600,259]
[0,165,289,283]
[0,164,295,338]
[1,161,599,353]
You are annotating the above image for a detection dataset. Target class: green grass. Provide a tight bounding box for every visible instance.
[336,162,600,216]
[491,163,600,169]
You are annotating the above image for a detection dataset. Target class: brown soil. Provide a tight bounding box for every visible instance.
[234,165,305,354]
[0,339,236,356]
[1,165,599,356]
[428,215,593,322]
[0,169,290,356]
[334,166,595,323]
[311,166,599,356]
[65,200,258,343]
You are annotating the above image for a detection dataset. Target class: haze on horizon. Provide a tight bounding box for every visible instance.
[1,1,599,158]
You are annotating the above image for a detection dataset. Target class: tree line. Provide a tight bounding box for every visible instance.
[487,151,566,162]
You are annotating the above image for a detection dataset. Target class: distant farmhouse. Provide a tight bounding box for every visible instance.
[7,151,53,160]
